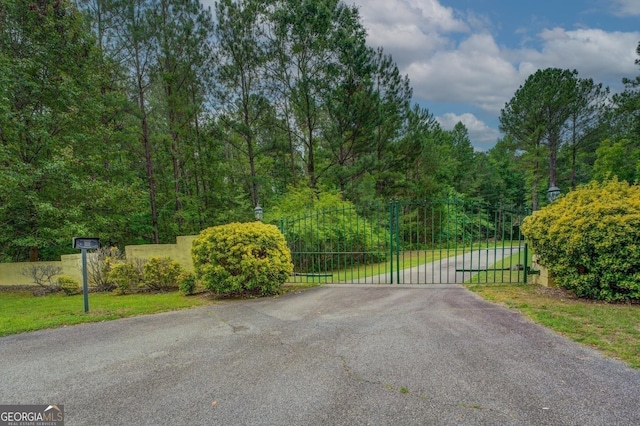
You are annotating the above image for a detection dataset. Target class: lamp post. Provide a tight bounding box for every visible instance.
[547,185,561,203]
[254,204,263,221]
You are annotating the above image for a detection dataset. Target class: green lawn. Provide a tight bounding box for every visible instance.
[0,291,211,337]
[467,250,532,284]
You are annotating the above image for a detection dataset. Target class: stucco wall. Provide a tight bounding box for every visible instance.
[0,236,198,286]
[124,236,197,272]
[0,255,83,286]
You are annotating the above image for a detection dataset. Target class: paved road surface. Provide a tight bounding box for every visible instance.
[1,285,639,425]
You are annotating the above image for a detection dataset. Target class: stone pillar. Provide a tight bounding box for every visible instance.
[531,255,555,287]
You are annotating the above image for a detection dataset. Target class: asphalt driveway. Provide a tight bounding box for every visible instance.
[1,284,639,425]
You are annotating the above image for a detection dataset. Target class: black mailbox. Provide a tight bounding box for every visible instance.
[72,237,101,250]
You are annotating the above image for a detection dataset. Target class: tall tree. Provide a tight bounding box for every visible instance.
[268,0,363,189]
[447,122,477,194]
[153,0,214,234]
[564,78,609,189]
[103,0,161,242]
[397,105,454,199]
[213,0,270,209]
[322,19,377,196]
[612,41,640,141]
[500,68,579,210]
[369,48,412,200]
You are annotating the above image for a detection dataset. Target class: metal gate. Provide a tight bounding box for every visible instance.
[280,200,531,284]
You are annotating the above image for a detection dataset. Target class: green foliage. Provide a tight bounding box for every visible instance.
[192,222,293,296]
[143,257,185,292]
[57,276,81,296]
[272,187,389,272]
[0,0,145,261]
[178,272,197,296]
[593,139,640,183]
[522,180,640,301]
[108,262,144,295]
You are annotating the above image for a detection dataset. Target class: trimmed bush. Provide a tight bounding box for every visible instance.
[57,276,80,296]
[143,257,184,292]
[178,272,197,296]
[521,180,640,301]
[192,222,293,296]
[108,261,144,295]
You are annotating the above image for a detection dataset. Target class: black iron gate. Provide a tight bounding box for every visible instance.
[280,200,531,284]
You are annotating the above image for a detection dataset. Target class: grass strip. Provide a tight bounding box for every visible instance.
[0,291,211,337]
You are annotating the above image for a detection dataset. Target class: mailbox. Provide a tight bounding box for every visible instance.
[72,237,101,250]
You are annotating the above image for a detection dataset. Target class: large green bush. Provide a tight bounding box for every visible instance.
[270,188,389,273]
[191,222,293,296]
[521,180,640,301]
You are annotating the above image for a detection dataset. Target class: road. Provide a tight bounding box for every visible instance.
[356,246,523,284]
[1,285,638,425]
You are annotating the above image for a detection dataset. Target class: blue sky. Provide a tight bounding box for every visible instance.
[352,0,640,149]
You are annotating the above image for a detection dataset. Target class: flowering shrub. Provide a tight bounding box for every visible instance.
[192,222,293,296]
[521,180,640,301]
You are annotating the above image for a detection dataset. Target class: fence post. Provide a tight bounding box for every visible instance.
[523,243,529,284]
[389,201,394,284]
[395,200,400,285]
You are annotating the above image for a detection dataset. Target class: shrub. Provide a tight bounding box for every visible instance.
[108,261,144,295]
[271,188,388,273]
[20,265,62,293]
[192,222,293,296]
[142,256,184,292]
[87,247,124,292]
[178,272,197,296]
[521,180,640,301]
[57,276,80,296]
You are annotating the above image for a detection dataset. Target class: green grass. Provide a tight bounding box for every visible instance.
[0,291,212,337]
[467,284,640,369]
[467,250,532,284]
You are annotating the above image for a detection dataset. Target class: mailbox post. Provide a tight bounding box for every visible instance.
[73,237,100,313]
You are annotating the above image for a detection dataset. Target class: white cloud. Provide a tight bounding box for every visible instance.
[516,28,640,86]
[610,0,640,16]
[437,112,500,150]
[404,33,525,113]
[356,0,468,67]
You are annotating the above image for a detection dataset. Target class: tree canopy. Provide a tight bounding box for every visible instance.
[0,1,637,261]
